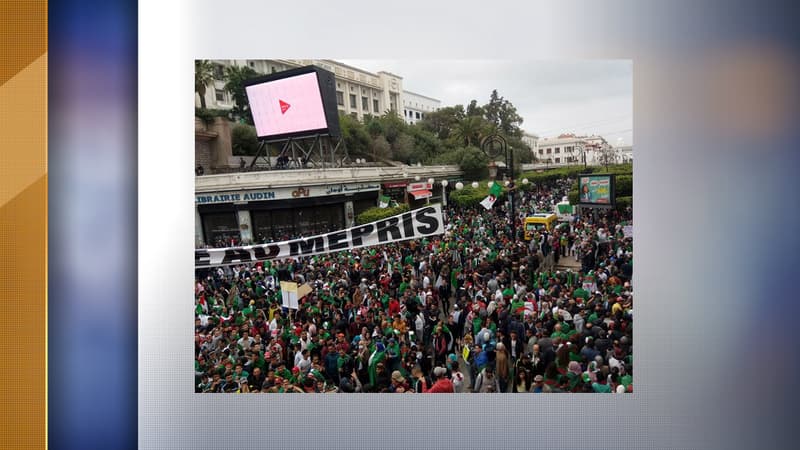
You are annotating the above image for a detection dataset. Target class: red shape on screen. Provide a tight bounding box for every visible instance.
[279,100,291,114]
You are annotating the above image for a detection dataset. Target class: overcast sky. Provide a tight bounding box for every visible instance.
[339,60,632,146]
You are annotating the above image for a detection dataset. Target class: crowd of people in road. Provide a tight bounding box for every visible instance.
[194,177,633,393]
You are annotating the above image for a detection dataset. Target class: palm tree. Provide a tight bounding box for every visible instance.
[452,116,487,147]
[195,60,215,110]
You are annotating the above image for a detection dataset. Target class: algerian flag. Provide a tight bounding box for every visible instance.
[379,195,391,208]
[480,194,498,210]
[368,345,386,386]
[489,181,503,197]
[510,299,526,316]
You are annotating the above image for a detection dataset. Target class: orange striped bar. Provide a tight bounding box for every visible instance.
[0,1,48,448]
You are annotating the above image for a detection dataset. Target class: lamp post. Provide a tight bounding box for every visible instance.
[427,178,434,205]
[441,179,448,207]
[481,134,516,281]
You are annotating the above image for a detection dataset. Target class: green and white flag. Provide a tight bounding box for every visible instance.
[480,182,504,210]
[379,195,391,208]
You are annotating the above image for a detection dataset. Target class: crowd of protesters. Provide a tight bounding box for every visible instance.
[195,177,633,393]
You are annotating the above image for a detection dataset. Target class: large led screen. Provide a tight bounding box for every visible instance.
[245,72,329,139]
[578,174,615,206]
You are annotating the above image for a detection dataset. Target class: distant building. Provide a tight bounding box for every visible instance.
[536,134,584,165]
[402,90,441,125]
[617,145,633,163]
[196,59,437,123]
[534,133,623,166]
[522,132,539,159]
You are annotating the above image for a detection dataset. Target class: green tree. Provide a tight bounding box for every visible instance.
[371,135,392,161]
[484,89,524,138]
[466,99,484,117]
[451,115,489,148]
[231,124,260,156]
[418,105,465,142]
[223,65,259,125]
[377,112,407,145]
[406,126,442,164]
[457,146,489,180]
[338,113,371,158]
[391,133,414,163]
[195,60,215,110]
[365,115,384,138]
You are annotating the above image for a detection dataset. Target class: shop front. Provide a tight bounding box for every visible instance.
[195,182,380,246]
[382,181,408,206]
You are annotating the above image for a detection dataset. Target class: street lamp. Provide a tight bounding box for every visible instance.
[427,178,434,204]
[441,179,448,206]
[471,181,479,189]
[487,160,498,180]
[481,133,517,284]
[455,181,464,190]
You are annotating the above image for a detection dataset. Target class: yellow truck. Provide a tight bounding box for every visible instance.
[523,213,558,240]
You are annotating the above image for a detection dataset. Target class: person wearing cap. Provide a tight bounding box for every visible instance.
[531,374,546,393]
[423,366,454,393]
[389,370,409,393]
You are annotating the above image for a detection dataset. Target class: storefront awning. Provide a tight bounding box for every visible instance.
[410,190,432,200]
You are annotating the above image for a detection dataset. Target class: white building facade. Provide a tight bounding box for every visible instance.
[197,59,439,123]
[402,91,441,124]
[536,136,585,165]
[533,134,626,166]
[522,132,539,159]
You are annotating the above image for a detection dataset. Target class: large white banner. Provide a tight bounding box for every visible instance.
[195,204,445,268]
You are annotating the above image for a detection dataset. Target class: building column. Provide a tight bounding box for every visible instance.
[237,209,253,244]
[344,201,355,227]
[195,208,204,247]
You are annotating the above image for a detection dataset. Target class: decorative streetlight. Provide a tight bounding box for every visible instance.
[426,178,434,205]
[455,181,464,190]
[441,179,449,206]
[487,160,498,180]
[471,181,479,189]
[415,175,421,181]
[481,133,517,282]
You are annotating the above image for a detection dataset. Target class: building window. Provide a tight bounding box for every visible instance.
[546,148,552,154]
[336,91,344,106]
[566,146,572,152]
[215,89,225,102]
[362,97,369,110]
[271,66,276,73]
[390,102,395,111]
[373,99,379,113]
[350,112,358,119]
[538,149,543,155]
[420,113,424,119]
[555,157,560,163]
[555,147,560,154]
[248,61,255,67]
[415,112,420,119]
[213,64,224,79]
[350,94,357,109]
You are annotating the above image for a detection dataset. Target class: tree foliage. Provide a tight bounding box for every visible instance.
[223,65,259,125]
[231,124,259,156]
[356,204,410,225]
[194,60,215,110]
